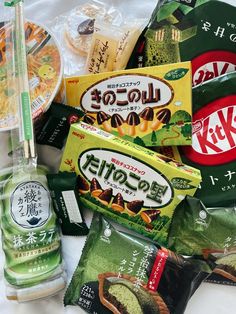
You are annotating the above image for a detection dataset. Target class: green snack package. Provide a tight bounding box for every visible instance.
[128,0,236,86]
[168,195,236,257]
[47,172,89,236]
[35,102,84,149]
[59,122,201,246]
[0,166,66,302]
[64,214,210,314]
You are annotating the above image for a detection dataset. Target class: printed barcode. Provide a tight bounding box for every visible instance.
[31,95,45,111]
[62,190,82,224]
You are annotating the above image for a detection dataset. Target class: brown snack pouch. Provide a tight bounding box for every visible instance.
[47,172,89,236]
[64,214,210,314]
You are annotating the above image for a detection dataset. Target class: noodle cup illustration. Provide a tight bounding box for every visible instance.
[126,200,144,216]
[77,175,90,194]
[97,111,112,132]
[97,188,113,206]
[126,112,140,137]
[140,210,161,224]
[151,108,171,131]
[111,114,125,137]
[83,114,96,125]
[90,178,103,197]
[139,107,154,132]
[111,193,125,212]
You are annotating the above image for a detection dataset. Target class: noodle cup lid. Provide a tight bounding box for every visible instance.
[0,20,63,132]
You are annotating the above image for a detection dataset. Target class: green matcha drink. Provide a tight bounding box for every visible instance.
[1,166,66,301]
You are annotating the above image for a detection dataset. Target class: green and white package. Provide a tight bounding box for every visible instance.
[0,166,66,302]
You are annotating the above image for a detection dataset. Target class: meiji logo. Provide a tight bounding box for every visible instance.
[192,51,236,86]
[182,97,236,165]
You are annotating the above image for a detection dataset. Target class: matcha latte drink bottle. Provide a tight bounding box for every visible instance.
[0,0,66,301]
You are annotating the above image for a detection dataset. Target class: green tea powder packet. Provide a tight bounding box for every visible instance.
[47,172,89,236]
[64,214,210,314]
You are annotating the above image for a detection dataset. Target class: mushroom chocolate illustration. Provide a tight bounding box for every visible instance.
[90,178,103,197]
[151,108,171,131]
[126,112,140,136]
[83,114,96,125]
[77,175,90,194]
[111,114,125,137]
[126,200,144,216]
[97,111,112,132]
[139,107,154,132]
[97,188,113,206]
[111,193,125,212]
[140,210,161,224]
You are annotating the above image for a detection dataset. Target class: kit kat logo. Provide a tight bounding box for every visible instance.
[192,51,236,86]
[182,96,236,165]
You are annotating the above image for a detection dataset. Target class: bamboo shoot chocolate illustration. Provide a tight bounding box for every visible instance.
[126,200,144,216]
[97,111,112,132]
[151,109,171,131]
[139,107,154,132]
[60,122,201,244]
[77,175,90,194]
[65,62,192,146]
[126,112,140,136]
[111,114,125,137]
[141,210,161,224]
[97,188,113,206]
[90,177,103,197]
[111,193,125,212]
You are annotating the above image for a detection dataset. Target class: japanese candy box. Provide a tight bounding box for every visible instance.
[128,0,236,86]
[65,62,192,147]
[59,122,201,245]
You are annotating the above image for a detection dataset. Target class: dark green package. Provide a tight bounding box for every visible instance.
[36,102,84,149]
[47,172,89,236]
[168,196,236,257]
[179,72,236,207]
[128,0,236,86]
[64,214,210,314]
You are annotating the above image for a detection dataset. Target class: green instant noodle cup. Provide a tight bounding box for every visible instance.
[0,165,66,302]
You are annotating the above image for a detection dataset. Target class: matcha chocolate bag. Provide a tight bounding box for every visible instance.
[64,214,210,314]
[179,72,236,207]
[128,0,236,86]
[168,196,236,257]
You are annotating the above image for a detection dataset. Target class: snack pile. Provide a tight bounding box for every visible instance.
[0,0,236,314]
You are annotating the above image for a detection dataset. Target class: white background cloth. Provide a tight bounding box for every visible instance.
[0,0,236,313]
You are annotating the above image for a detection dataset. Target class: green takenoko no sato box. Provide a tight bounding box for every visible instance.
[60,122,201,245]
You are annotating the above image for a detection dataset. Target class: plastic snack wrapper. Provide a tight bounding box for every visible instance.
[168,196,236,257]
[0,0,66,302]
[47,0,123,77]
[64,213,211,314]
[46,172,89,236]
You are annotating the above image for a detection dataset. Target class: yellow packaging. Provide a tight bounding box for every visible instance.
[65,62,192,146]
[59,122,201,245]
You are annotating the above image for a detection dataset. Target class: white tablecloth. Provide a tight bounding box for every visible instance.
[0,0,235,313]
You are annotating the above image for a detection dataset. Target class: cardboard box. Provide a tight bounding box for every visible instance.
[60,122,201,245]
[65,62,192,146]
